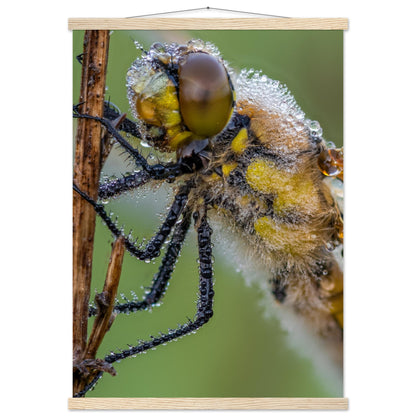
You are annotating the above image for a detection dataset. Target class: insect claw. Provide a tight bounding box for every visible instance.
[76,52,85,64]
[73,102,85,115]
[109,113,127,130]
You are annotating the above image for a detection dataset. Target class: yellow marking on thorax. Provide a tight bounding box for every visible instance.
[222,162,238,177]
[231,128,248,154]
[209,172,222,182]
[254,216,317,257]
[246,159,320,215]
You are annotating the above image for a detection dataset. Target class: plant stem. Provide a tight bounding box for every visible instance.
[73,30,110,396]
[85,236,125,360]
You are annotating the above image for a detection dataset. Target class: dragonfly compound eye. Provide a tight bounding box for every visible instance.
[178,52,234,137]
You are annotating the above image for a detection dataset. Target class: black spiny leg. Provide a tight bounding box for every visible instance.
[73,182,191,262]
[89,209,192,316]
[104,208,214,362]
[98,171,152,200]
[73,109,195,194]
[76,208,214,397]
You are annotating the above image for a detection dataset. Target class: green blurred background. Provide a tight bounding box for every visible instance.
[73,30,343,398]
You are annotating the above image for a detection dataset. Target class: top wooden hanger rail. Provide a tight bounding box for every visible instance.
[68,17,348,31]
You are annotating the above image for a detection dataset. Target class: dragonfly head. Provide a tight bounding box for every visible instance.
[127,40,235,155]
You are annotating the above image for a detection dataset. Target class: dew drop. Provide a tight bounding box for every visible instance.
[139,140,151,149]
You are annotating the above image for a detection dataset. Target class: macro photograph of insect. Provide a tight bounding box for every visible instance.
[72,28,344,400]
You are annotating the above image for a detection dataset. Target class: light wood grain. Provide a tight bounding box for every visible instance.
[68,397,348,410]
[68,17,348,31]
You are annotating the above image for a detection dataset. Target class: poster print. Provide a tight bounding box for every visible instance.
[72,28,343,400]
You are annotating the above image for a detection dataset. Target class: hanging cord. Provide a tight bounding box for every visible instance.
[127,6,289,19]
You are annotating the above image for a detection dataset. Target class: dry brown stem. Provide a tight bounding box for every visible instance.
[73,236,126,392]
[85,236,125,359]
[72,30,110,396]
